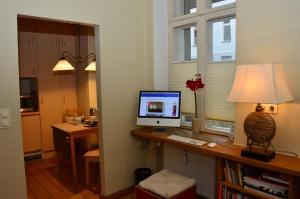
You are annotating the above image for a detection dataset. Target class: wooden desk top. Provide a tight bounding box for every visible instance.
[52,123,98,135]
[131,127,300,177]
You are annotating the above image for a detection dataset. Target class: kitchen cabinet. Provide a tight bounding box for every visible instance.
[36,20,62,152]
[57,23,78,113]
[18,18,38,77]
[21,113,42,153]
[18,18,81,155]
[34,20,78,153]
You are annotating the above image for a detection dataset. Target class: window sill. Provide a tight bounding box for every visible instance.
[171,60,198,64]
[205,60,235,64]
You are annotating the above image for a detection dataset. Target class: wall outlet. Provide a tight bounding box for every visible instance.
[0,108,12,129]
[181,150,187,164]
[251,104,278,114]
[263,104,278,114]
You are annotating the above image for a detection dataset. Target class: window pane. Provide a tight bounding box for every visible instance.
[205,119,234,135]
[173,24,198,62]
[208,17,236,62]
[169,62,197,113]
[204,62,236,122]
[210,0,235,8]
[173,0,197,17]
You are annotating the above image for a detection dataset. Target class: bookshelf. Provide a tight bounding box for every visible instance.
[216,157,300,199]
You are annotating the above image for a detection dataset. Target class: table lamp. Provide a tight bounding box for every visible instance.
[227,64,293,161]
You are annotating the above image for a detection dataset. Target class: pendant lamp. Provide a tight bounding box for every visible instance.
[84,59,96,71]
[52,57,75,71]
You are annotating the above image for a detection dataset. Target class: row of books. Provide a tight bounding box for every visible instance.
[223,160,244,186]
[222,160,290,199]
[243,176,288,199]
[218,185,253,199]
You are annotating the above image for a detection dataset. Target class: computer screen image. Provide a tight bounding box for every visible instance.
[137,91,181,127]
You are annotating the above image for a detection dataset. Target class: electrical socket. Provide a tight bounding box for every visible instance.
[251,104,278,114]
[263,104,278,114]
[181,150,187,164]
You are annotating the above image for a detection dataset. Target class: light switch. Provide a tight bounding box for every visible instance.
[0,108,11,129]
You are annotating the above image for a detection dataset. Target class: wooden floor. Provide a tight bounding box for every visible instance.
[25,158,134,199]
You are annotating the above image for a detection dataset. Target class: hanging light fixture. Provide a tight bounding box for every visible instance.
[84,59,96,71]
[52,51,96,72]
[52,57,75,71]
[53,25,96,72]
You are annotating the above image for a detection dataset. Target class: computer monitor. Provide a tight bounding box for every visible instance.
[137,91,181,127]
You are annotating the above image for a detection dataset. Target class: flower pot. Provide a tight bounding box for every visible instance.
[192,118,201,135]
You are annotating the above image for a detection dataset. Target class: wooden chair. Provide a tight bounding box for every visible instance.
[84,149,100,188]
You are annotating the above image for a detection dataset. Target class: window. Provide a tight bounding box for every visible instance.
[173,24,198,62]
[168,0,236,135]
[204,62,236,135]
[208,17,236,62]
[173,0,197,17]
[210,0,236,8]
[169,62,197,114]
[223,19,231,42]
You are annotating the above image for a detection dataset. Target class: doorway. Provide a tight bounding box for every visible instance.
[18,16,101,198]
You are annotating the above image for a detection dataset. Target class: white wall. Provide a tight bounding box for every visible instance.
[0,0,153,198]
[153,0,169,90]
[164,145,215,198]
[234,0,300,157]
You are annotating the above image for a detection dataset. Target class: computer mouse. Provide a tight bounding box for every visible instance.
[207,142,217,148]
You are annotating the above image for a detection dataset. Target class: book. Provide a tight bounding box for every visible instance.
[236,163,243,186]
[262,173,289,185]
[244,185,285,199]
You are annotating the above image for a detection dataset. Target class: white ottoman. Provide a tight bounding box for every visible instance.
[136,169,197,199]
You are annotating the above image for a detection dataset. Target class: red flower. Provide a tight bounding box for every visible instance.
[186,74,205,91]
[185,74,204,118]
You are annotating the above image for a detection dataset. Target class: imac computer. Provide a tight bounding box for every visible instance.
[137,91,181,128]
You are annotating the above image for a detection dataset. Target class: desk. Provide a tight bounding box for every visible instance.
[52,123,98,182]
[131,127,300,178]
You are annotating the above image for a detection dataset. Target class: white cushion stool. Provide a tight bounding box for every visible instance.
[136,169,197,199]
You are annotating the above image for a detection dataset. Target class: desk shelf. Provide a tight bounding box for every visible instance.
[131,127,300,199]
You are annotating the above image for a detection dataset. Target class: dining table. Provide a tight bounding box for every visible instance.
[52,123,98,182]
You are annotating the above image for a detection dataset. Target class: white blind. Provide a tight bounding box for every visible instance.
[205,62,235,121]
[169,62,197,113]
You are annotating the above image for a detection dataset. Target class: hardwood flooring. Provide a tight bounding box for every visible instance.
[25,158,134,199]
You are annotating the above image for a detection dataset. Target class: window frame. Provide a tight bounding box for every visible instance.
[204,8,236,63]
[169,17,199,64]
[168,0,236,136]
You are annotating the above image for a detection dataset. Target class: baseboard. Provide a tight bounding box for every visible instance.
[42,150,57,159]
[101,186,134,199]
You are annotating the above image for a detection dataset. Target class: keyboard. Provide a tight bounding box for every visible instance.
[167,135,207,147]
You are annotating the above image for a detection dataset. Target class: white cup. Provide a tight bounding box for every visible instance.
[73,117,82,126]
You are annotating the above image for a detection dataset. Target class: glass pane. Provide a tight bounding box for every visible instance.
[173,0,197,17]
[173,24,197,62]
[204,62,236,122]
[208,17,236,62]
[210,0,235,8]
[205,119,234,135]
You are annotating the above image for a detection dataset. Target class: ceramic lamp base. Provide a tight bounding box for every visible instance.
[192,118,201,134]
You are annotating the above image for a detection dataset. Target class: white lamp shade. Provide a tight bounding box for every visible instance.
[85,61,96,71]
[52,58,75,71]
[227,64,293,104]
